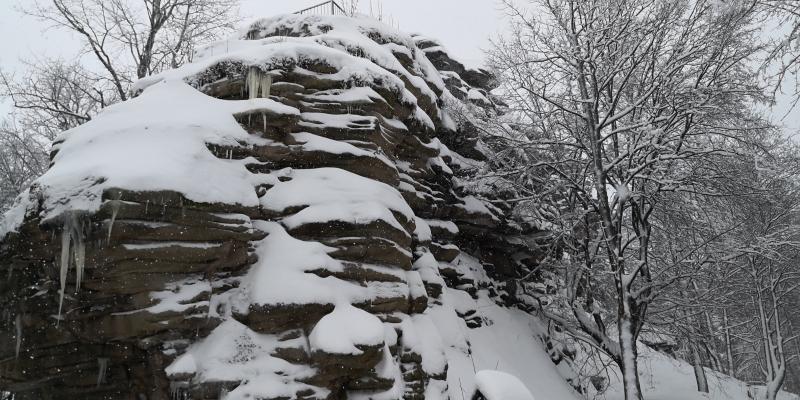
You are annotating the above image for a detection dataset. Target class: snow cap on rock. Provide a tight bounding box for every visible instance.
[474,370,535,400]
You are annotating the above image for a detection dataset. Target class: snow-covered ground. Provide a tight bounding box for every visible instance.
[601,347,799,400]
[428,280,798,400]
[475,370,536,400]
[426,284,581,400]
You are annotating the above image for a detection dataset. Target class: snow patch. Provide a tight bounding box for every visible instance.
[474,370,536,400]
[147,278,211,314]
[413,216,432,242]
[165,319,322,400]
[0,189,33,240]
[425,219,459,235]
[309,303,385,355]
[245,221,343,306]
[401,314,447,375]
[33,81,299,221]
[260,168,412,234]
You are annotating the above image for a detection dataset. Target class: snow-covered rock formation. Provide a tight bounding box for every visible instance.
[0,14,577,400]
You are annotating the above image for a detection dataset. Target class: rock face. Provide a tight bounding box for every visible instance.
[0,15,557,400]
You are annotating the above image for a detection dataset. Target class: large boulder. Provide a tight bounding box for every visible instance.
[0,13,551,400]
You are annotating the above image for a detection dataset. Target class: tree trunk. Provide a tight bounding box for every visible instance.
[764,366,785,400]
[692,344,709,393]
[724,308,735,376]
[764,281,787,400]
[618,319,644,400]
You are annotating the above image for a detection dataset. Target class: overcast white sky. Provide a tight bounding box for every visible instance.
[0,0,797,133]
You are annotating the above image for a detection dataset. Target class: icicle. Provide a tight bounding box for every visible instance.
[246,67,260,100]
[74,233,85,292]
[107,199,121,243]
[14,314,22,358]
[263,113,267,132]
[145,200,150,214]
[57,217,72,325]
[97,357,109,387]
[170,383,178,400]
[169,382,188,400]
[57,212,86,324]
[245,67,272,99]
[261,74,272,98]
[219,387,229,399]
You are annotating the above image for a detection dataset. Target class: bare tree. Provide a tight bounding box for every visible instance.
[0,120,49,210]
[759,0,800,106]
[1,58,108,135]
[487,0,768,398]
[0,0,241,209]
[0,58,107,210]
[644,134,800,399]
[713,148,800,400]
[24,0,240,100]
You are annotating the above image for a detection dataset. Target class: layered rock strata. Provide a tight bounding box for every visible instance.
[0,15,560,400]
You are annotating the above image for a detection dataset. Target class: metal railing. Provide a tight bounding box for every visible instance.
[295,0,348,16]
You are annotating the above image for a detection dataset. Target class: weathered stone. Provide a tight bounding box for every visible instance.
[306,343,385,394]
[308,262,404,284]
[0,14,543,400]
[430,242,460,263]
[326,237,413,271]
[239,303,335,334]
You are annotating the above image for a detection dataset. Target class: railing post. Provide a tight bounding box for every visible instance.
[293,1,348,16]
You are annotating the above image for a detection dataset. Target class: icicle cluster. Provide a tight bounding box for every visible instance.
[58,212,86,323]
[169,381,189,400]
[245,67,272,99]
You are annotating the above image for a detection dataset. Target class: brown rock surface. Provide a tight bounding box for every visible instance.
[0,14,548,400]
